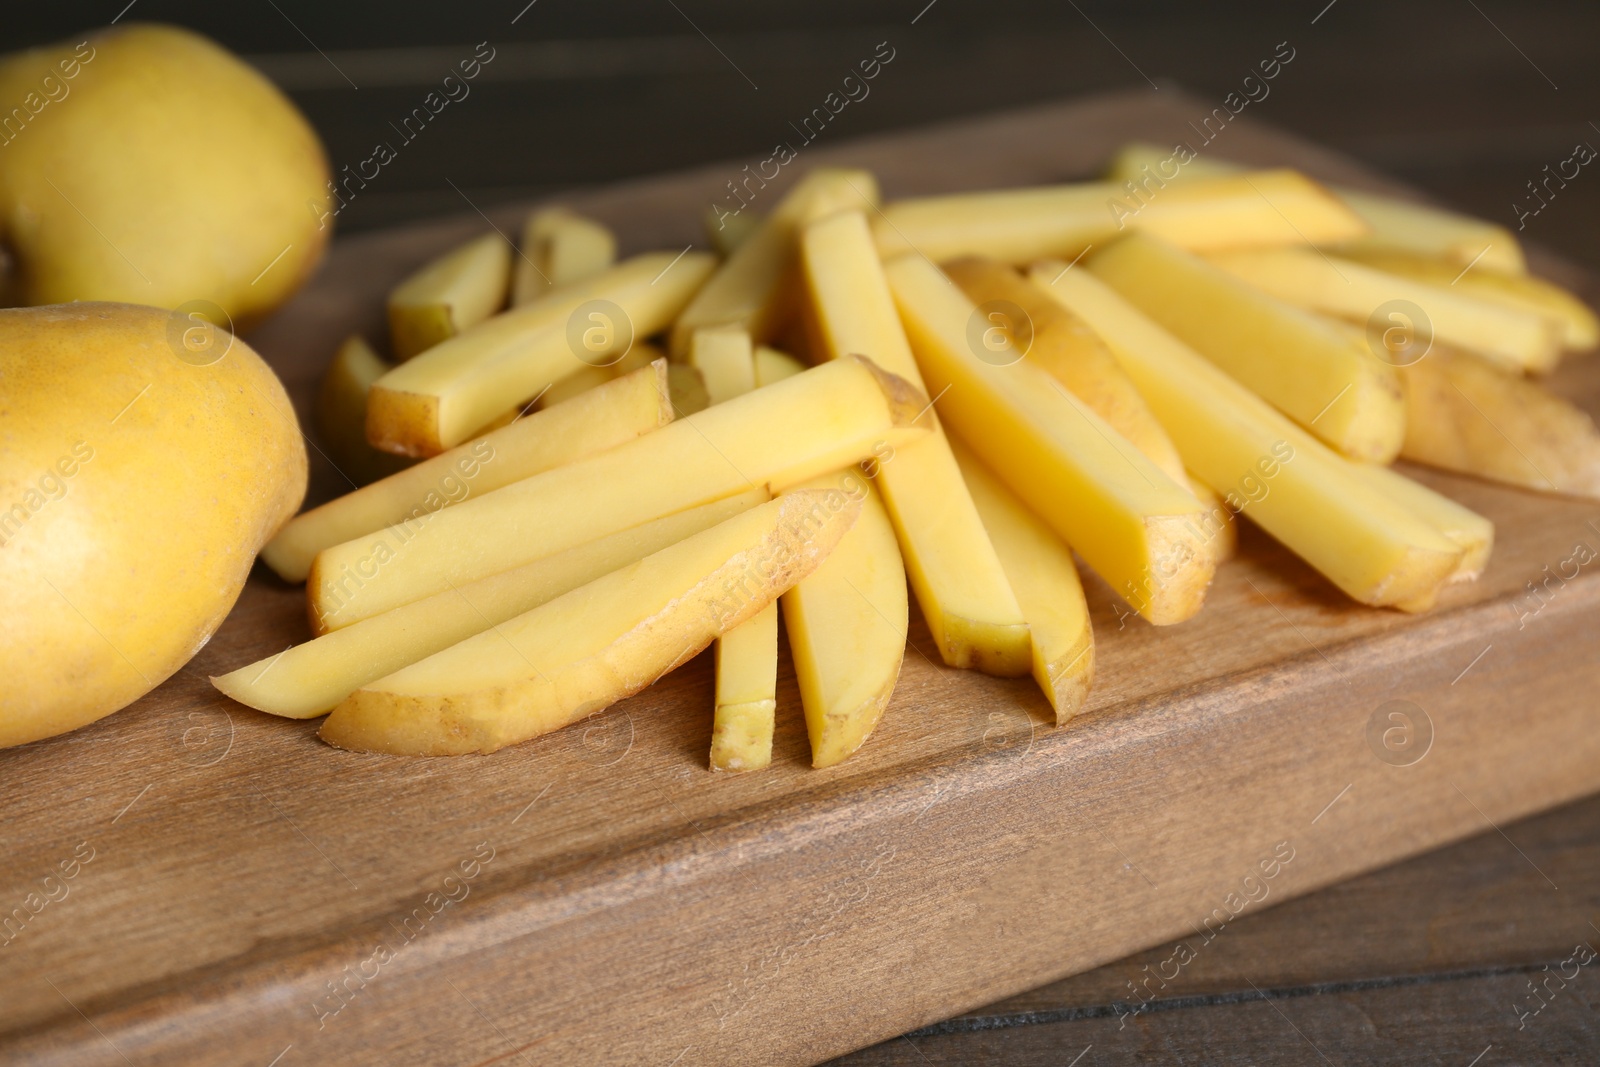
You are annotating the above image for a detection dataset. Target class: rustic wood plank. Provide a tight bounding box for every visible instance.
[2,90,1599,1066]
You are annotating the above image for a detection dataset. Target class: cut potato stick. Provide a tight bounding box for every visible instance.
[369,250,715,457]
[1207,248,1562,374]
[754,345,806,387]
[1186,475,1238,562]
[512,208,617,306]
[1031,266,1466,610]
[262,361,673,583]
[218,490,767,719]
[666,363,711,416]
[1347,463,1493,583]
[872,169,1367,265]
[670,168,879,355]
[316,335,416,487]
[1397,345,1600,500]
[388,233,511,361]
[705,205,763,258]
[320,490,860,756]
[1338,248,1597,352]
[950,441,1093,723]
[310,356,929,630]
[1104,143,1527,274]
[537,342,667,410]
[884,253,1214,625]
[711,602,778,772]
[780,472,906,768]
[803,211,1029,673]
[689,324,757,405]
[1087,233,1404,464]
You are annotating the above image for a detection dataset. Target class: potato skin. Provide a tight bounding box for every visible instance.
[0,303,307,747]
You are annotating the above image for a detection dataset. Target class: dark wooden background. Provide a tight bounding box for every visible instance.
[13,2,1600,1062]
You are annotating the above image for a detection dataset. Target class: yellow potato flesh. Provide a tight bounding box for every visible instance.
[512,208,618,306]
[705,205,764,257]
[369,250,715,456]
[872,169,1366,265]
[1397,345,1600,500]
[950,441,1093,723]
[1346,464,1493,582]
[263,361,672,583]
[1104,142,1527,274]
[670,168,880,355]
[217,491,766,719]
[753,345,806,387]
[1338,249,1597,353]
[1207,248,1562,374]
[320,491,860,756]
[536,342,668,411]
[1034,267,1465,610]
[387,232,512,360]
[802,211,1028,672]
[885,253,1213,625]
[690,324,757,405]
[1087,233,1404,464]
[711,601,778,772]
[315,335,415,487]
[780,472,906,768]
[310,355,928,630]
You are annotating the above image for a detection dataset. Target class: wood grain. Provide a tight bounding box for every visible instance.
[2,90,1599,1067]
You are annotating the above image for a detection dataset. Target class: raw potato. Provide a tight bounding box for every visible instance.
[1088,233,1405,464]
[951,441,1093,723]
[690,325,757,405]
[754,345,806,387]
[512,208,618,306]
[1397,346,1600,500]
[1347,464,1493,583]
[885,253,1215,625]
[387,233,512,360]
[264,361,673,583]
[316,336,415,487]
[711,602,778,772]
[1338,249,1597,352]
[1104,143,1527,275]
[1207,248,1562,374]
[1,304,307,748]
[320,491,860,756]
[537,343,667,410]
[671,168,880,355]
[704,205,763,257]
[802,211,1029,674]
[872,169,1367,264]
[309,356,929,630]
[215,491,766,719]
[1033,267,1466,610]
[368,250,715,456]
[781,473,906,768]
[667,363,712,416]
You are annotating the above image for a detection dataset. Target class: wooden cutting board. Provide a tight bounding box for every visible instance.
[4,89,1599,1067]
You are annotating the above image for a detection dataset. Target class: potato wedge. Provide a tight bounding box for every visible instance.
[217,491,767,719]
[704,205,763,257]
[388,233,511,360]
[1347,464,1493,582]
[872,169,1366,265]
[780,472,906,768]
[689,324,757,405]
[1032,266,1465,610]
[670,168,879,355]
[711,602,777,772]
[316,335,416,487]
[1338,248,1597,352]
[1087,233,1404,464]
[1104,143,1527,274]
[263,361,673,583]
[1207,248,1562,374]
[512,208,617,306]
[369,250,715,456]
[803,211,1029,673]
[320,490,860,756]
[754,345,806,387]
[884,253,1214,625]
[950,441,1093,723]
[310,355,928,630]
[1397,345,1600,500]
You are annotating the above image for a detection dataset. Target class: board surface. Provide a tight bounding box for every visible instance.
[4,89,1599,1067]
